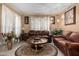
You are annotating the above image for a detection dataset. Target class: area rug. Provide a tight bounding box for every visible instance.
[15,43,58,56]
[0,45,8,52]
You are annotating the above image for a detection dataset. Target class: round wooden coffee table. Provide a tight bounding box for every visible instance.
[27,37,48,55]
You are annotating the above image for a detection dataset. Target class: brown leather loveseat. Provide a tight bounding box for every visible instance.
[53,31,79,56]
[28,30,53,43]
[28,30,49,37]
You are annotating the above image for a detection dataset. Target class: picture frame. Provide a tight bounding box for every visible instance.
[65,6,76,25]
[50,16,55,24]
[24,16,29,24]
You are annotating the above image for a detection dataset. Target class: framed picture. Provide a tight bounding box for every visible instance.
[24,16,29,24]
[50,16,55,24]
[65,6,76,25]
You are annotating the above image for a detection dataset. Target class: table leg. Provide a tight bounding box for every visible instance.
[35,45,37,55]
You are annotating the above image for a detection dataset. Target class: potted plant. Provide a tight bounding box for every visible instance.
[51,29,63,36]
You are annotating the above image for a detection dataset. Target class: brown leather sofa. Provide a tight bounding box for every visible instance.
[28,30,49,37]
[28,30,53,43]
[19,30,50,42]
[53,31,79,56]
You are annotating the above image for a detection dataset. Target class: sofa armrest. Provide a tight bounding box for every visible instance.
[65,42,79,56]
[66,42,79,48]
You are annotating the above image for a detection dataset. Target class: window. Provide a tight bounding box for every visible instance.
[2,5,21,37]
[30,16,51,31]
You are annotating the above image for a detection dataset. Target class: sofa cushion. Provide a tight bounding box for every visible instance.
[69,32,79,42]
[58,40,71,45]
[55,37,65,41]
[55,38,71,45]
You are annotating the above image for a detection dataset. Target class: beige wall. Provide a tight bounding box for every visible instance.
[54,4,79,32]
[0,4,2,32]
[50,15,62,31]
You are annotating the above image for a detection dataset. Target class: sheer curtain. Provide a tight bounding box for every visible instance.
[30,16,51,31]
[2,5,14,33]
[2,5,21,37]
[15,13,21,37]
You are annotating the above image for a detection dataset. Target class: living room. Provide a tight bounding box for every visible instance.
[0,3,79,56]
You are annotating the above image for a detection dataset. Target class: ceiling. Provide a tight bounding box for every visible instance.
[5,3,76,16]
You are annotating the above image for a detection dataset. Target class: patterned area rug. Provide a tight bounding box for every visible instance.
[15,43,58,56]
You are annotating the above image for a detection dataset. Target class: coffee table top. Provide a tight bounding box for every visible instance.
[27,37,48,45]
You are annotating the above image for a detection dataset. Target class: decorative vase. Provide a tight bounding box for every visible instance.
[7,35,13,50]
[7,40,12,50]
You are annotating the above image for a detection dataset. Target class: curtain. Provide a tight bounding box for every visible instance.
[2,5,14,33]
[30,16,51,31]
[2,5,21,37]
[15,13,21,37]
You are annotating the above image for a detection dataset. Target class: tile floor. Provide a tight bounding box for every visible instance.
[0,41,64,56]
